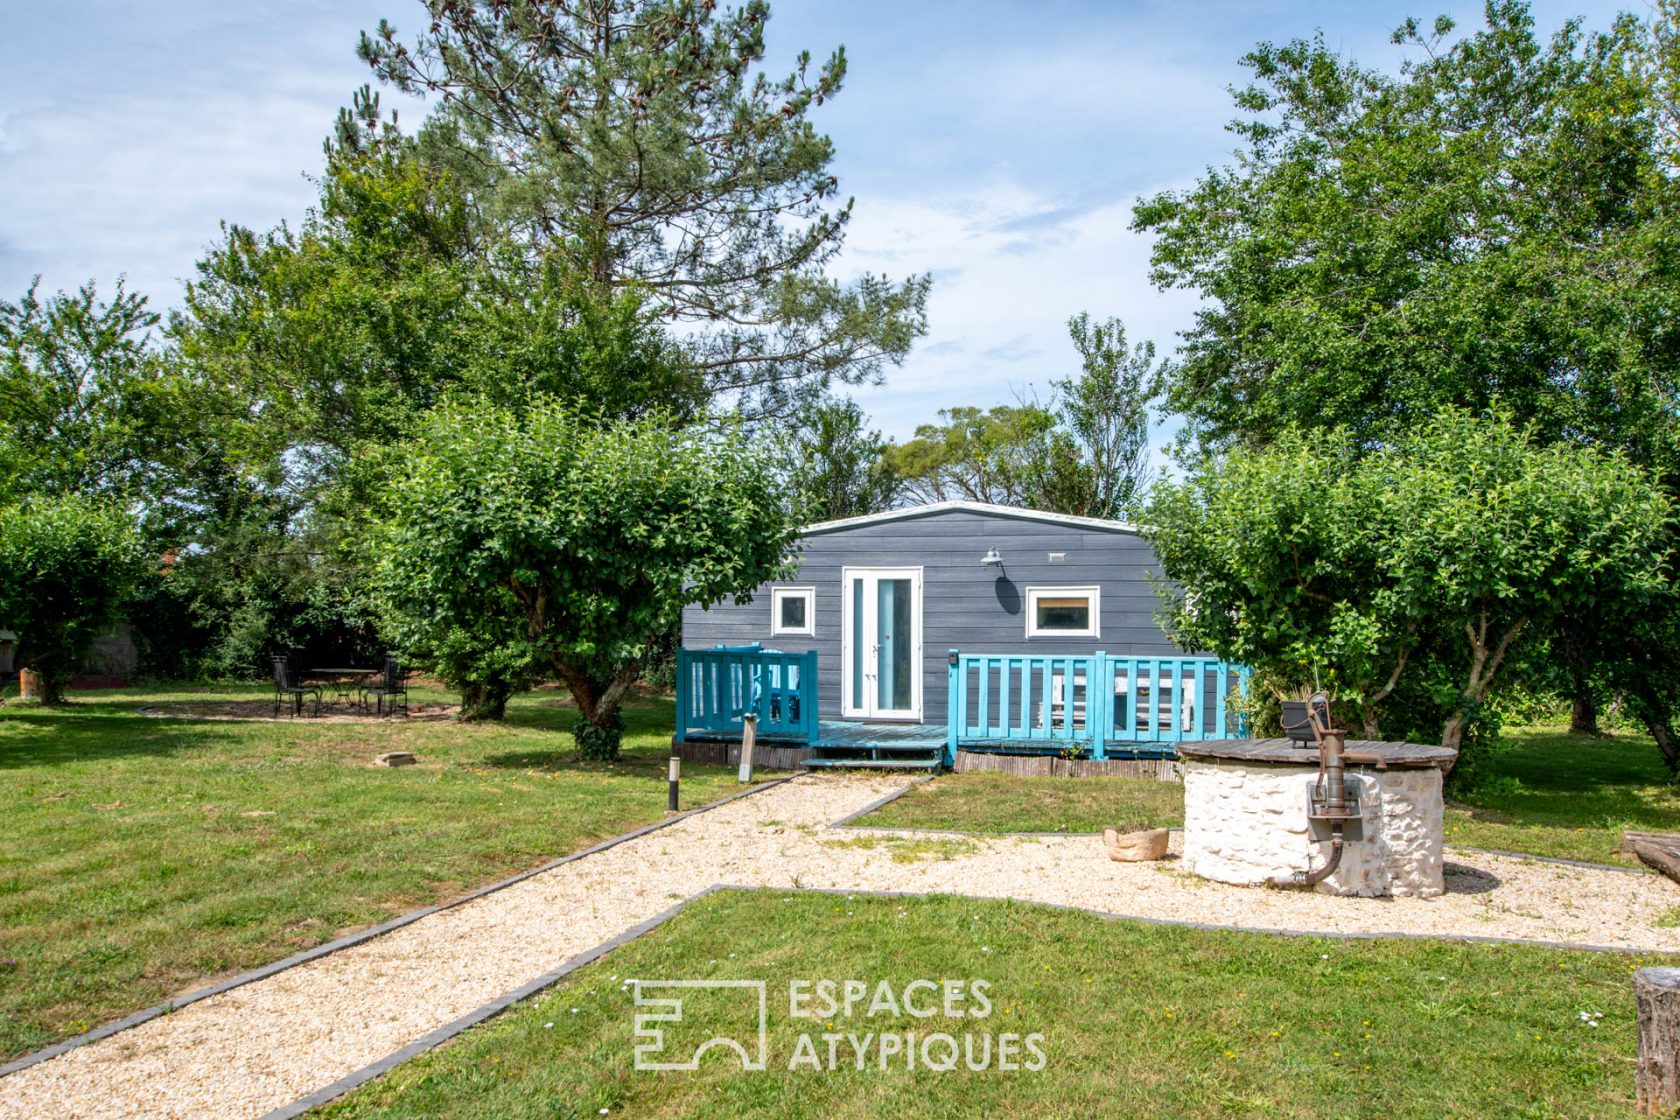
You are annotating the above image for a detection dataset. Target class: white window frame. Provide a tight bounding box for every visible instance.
[1025,585,1102,639]
[770,586,816,637]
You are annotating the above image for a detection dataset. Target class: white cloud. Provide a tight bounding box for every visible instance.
[0,0,392,304]
[837,178,1202,447]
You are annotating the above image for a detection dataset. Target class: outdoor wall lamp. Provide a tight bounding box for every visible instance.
[981,548,1004,567]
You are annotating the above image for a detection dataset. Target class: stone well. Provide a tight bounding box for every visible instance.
[1177,738,1458,898]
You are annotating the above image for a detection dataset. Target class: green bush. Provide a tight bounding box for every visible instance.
[0,496,148,703]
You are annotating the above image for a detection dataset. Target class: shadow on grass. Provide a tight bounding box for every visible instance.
[482,748,580,770]
[0,711,242,769]
[1450,729,1680,839]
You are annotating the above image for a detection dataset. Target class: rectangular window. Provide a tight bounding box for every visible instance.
[771,587,815,637]
[1026,586,1101,638]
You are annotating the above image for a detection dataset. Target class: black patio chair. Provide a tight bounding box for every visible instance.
[272,656,322,718]
[360,655,409,717]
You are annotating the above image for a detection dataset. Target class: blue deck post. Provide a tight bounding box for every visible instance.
[945,649,961,767]
[673,647,689,743]
[801,649,820,744]
[1090,651,1108,760]
[1236,665,1253,737]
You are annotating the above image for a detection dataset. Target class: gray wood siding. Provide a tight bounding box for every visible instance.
[681,508,1187,724]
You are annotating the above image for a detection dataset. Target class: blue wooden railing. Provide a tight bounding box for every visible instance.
[945,650,1249,765]
[674,646,820,744]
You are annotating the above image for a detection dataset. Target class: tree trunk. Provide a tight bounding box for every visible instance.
[554,659,639,730]
[458,679,512,722]
[1627,835,1680,885]
[1625,679,1680,777]
[35,664,69,706]
[1571,691,1599,735]
[1657,723,1680,780]
[1636,967,1680,1114]
[553,658,640,760]
[1440,714,1465,755]
[1563,627,1600,735]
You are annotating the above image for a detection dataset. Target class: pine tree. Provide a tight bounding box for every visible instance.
[358,0,929,417]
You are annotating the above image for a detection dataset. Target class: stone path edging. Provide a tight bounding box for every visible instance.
[258,873,1653,1120]
[776,884,1654,955]
[265,876,1656,1119]
[0,776,795,1081]
[1452,846,1651,876]
[6,772,1675,1120]
[254,885,734,1120]
[825,775,933,827]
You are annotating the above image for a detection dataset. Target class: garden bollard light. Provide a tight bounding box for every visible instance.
[668,755,680,812]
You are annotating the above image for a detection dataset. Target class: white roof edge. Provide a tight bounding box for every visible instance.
[802,499,1140,537]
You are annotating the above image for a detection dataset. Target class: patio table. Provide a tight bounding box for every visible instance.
[304,668,377,710]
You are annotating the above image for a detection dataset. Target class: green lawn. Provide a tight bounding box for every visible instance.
[318,889,1664,1120]
[0,684,745,1061]
[859,727,1680,867]
[859,770,1184,834]
[1444,728,1680,865]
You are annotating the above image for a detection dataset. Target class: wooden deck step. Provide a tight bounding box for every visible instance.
[814,741,943,754]
[804,757,940,770]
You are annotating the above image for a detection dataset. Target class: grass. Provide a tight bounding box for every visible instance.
[318,888,1666,1119]
[858,770,1184,834]
[0,684,746,1061]
[1444,727,1680,866]
[820,835,980,863]
[859,727,1680,868]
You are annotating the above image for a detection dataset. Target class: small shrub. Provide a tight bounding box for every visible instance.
[573,712,625,761]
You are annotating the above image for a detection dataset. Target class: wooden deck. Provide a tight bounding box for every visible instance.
[679,720,1178,772]
[681,720,947,770]
[810,721,947,751]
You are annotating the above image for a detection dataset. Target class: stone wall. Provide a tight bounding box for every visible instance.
[1180,758,1445,898]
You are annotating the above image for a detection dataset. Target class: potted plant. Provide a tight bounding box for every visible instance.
[1278,685,1332,745]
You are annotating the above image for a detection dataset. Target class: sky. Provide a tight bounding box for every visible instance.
[1,0,1634,444]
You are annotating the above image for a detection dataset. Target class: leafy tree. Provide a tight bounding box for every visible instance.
[1133,3,1679,463]
[785,397,899,522]
[1146,412,1670,776]
[886,404,1073,508]
[1380,413,1669,758]
[357,0,930,417]
[179,129,471,461]
[1143,432,1408,739]
[366,398,794,753]
[181,117,705,464]
[0,278,208,531]
[1605,603,1680,773]
[1048,313,1159,519]
[1133,2,1680,733]
[172,117,708,681]
[883,316,1157,519]
[0,497,148,704]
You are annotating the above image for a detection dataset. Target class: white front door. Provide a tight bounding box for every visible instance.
[841,567,923,720]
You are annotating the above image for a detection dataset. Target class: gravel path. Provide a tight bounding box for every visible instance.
[5,772,1678,1119]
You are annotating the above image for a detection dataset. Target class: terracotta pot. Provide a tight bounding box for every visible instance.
[18,668,43,700]
[1103,826,1170,862]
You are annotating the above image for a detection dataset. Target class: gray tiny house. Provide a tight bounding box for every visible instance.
[677,500,1248,769]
